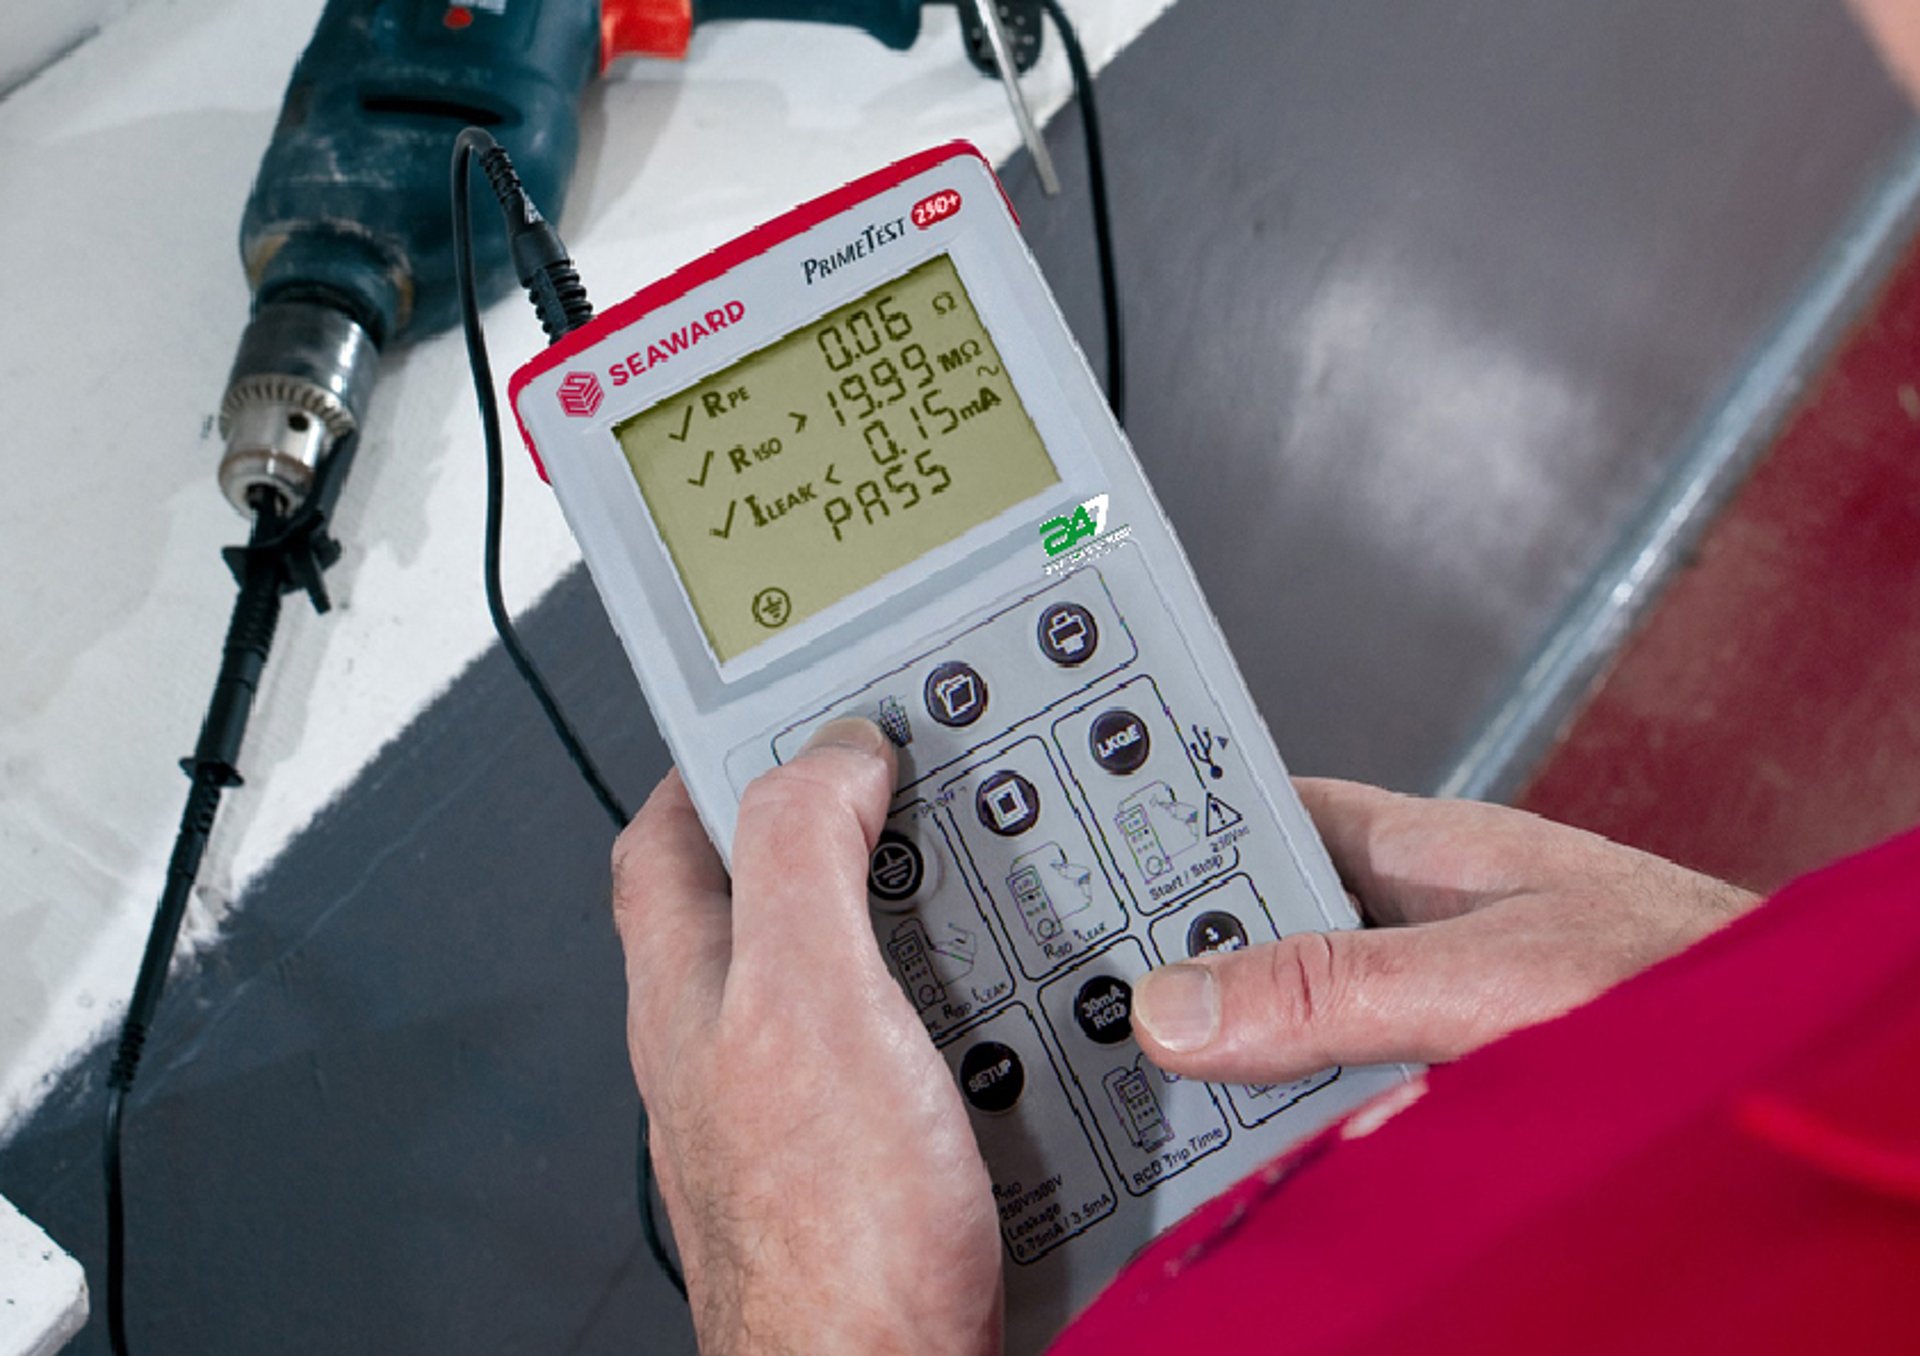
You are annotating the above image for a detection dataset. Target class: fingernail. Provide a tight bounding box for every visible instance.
[1133,963,1219,1052]
[802,716,890,760]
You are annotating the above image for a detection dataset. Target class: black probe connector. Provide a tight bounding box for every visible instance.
[460,127,595,342]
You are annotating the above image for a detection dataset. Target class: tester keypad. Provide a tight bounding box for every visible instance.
[732,543,1404,1297]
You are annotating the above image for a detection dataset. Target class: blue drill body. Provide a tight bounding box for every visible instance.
[242,0,601,348]
[217,0,934,517]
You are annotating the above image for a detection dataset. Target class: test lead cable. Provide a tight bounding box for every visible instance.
[452,127,629,828]
[452,126,686,1300]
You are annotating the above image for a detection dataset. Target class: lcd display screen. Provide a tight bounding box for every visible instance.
[613,254,1060,664]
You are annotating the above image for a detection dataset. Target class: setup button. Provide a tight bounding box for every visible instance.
[925,661,988,728]
[959,1041,1026,1115]
[1088,709,1151,774]
[1037,602,1099,667]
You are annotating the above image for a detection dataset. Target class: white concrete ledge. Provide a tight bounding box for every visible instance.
[0,1196,86,1356]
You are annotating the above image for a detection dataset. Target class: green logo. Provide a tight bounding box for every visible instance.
[1041,494,1109,557]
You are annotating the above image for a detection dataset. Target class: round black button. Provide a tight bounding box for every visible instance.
[1088,709,1151,774]
[1073,974,1134,1045]
[976,770,1040,836]
[1037,602,1099,666]
[1186,910,1250,957]
[925,661,988,728]
[868,832,925,904]
[959,1041,1026,1114]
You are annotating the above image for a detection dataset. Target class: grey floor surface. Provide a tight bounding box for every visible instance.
[4,1,1916,1351]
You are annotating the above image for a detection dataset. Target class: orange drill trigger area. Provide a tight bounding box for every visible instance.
[601,0,694,64]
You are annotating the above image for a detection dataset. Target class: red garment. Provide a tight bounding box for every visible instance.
[1050,828,1920,1354]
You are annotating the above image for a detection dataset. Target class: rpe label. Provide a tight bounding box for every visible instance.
[913,189,963,230]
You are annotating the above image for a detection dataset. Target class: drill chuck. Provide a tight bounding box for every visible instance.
[217,301,379,515]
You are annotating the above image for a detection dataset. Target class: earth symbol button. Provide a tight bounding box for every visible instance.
[867,831,926,907]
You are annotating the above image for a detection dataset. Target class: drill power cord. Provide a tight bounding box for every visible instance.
[453,126,687,1300]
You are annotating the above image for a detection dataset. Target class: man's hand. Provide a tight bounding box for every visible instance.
[612,720,1001,1356]
[1131,778,1759,1082]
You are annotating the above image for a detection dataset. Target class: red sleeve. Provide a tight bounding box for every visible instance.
[1049,827,1920,1355]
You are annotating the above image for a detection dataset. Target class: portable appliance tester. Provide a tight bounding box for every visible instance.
[511,142,1408,1347]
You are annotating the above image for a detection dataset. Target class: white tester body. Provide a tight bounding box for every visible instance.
[512,142,1409,1350]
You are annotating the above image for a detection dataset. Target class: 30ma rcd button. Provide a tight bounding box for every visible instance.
[1073,974,1134,1045]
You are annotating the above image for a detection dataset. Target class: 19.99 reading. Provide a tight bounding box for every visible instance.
[812,290,1003,543]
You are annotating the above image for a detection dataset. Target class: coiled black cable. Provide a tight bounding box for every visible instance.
[105,489,294,1356]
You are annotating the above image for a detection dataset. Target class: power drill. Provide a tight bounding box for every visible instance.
[214,0,1041,519]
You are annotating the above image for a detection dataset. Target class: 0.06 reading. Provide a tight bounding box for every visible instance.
[823,417,951,542]
[817,294,914,371]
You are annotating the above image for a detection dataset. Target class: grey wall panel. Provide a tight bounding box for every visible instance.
[1009,0,1915,787]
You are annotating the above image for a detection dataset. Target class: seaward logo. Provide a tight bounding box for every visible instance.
[557,370,604,418]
